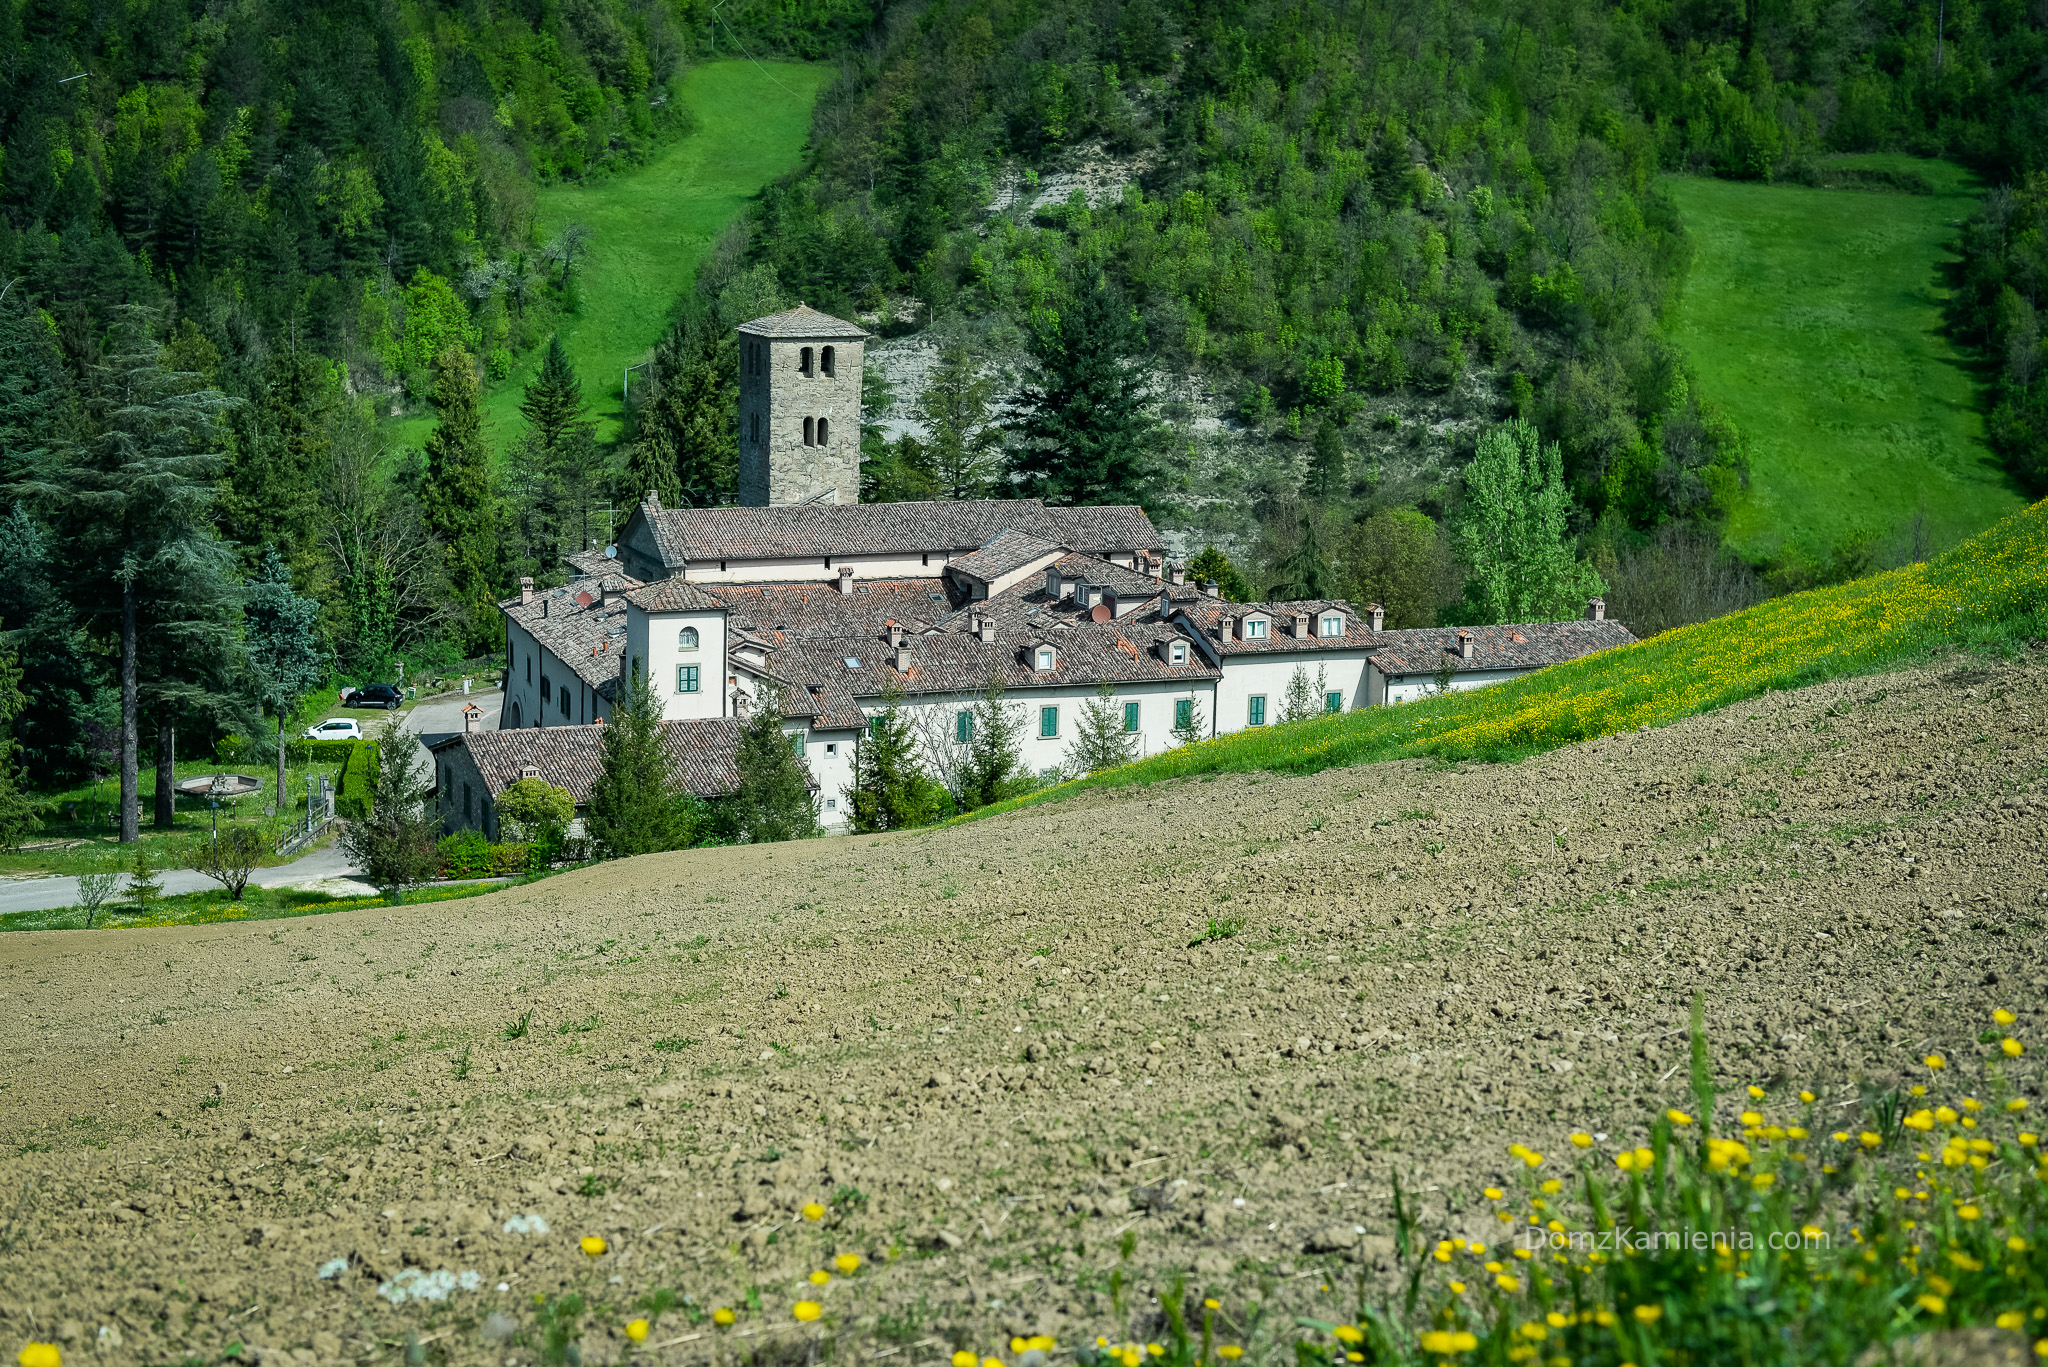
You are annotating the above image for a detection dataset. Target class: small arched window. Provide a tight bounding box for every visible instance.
[803,416,815,445]
[816,416,830,445]
[679,626,699,650]
[800,346,813,375]
[821,345,835,376]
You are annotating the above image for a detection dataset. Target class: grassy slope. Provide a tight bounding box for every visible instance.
[389,60,833,460]
[1666,156,2026,562]
[967,495,2048,820]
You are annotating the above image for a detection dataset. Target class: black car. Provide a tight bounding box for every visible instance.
[346,683,404,710]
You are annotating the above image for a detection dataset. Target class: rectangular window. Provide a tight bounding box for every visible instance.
[1247,619,1268,638]
[790,732,805,757]
[1122,701,1140,732]
[1325,691,1343,713]
[1174,698,1193,730]
[1248,695,1267,726]
[1322,615,1343,637]
[955,710,972,744]
[1039,705,1059,738]
[678,664,700,693]
[463,782,473,822]
[869,716,885,737]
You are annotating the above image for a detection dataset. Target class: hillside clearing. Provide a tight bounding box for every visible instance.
[1665,159,2026,563]
[1,651,2042,1363]
[388,61,833,460]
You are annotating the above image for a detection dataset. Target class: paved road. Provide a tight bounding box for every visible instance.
[0,690,505,918]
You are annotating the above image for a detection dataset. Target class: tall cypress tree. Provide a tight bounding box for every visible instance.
[1267,519,1334,599]
[731,685,818,843]
[846,683,945,832]
[1009,271,1160,507]
[586,660,687,857]
[519,336,586,454]
[632,324,738,508]
[418,349,505,654]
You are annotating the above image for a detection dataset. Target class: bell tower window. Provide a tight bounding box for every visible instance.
[800,346,814,375]
[816,416,829,445]
[821,345,835,376]
[803,416,815,445]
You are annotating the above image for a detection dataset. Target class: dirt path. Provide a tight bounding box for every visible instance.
[2,656,2043,1366]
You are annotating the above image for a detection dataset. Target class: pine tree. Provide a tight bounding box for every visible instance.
[1170,692,1207,747]
[1279,664,1328,723]
[631,323,737,508]
[732,685,818,843]
[847,683,946,832]
[1456,417,1606,622]
[218,347,330,578]
[519,336,587,455]
[1306,417,1347,501]
[1009,271,1160,507]
[1267,519,1335,600]
[338,719,442,901]
[125,841,164,913]
[245,549,325,815]
[1070,679,1138,774]
[963,671,1026,808]
[586,659,688,858]
[918,343,1003,499]
[0,646,42,848]
[1188,545,1249,601]
[418,349,505,653]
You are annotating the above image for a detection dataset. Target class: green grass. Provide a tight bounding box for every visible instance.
[0,871,536,934]
[389,60,833,461]
[1665,156,2027,563]
[964,494,2048,820]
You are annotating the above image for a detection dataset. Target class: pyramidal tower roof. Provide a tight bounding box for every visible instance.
[735,303,869,339]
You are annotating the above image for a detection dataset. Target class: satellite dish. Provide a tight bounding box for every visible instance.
[603,544,618,559]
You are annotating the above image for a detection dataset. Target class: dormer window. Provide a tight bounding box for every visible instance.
[1170,641,1187,665]
[1245,617,1269,639]
[1321,614,1343,637]
[1035,645,1057,670]
[679,626,700,650]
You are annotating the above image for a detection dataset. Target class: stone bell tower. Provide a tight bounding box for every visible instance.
[736,304,868,507]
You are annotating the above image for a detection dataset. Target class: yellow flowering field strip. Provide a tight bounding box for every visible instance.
[970,496,2048,821]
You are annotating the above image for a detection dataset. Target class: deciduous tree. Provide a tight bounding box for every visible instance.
[1455,418,1605,623]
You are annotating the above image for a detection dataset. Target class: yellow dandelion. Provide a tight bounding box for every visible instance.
[954,1353,978,1367]
[1449,1281,1467,1294]
[1203,1299,1220,1310]
[1958,1205,1981,1221]
[1012,1338,1028,1354]
[1633,1305,1663,1325]
[1218,1348,1244,1360]
[580,1235,608,1257]
[626,1320,650,1344]
[793,1302,823,1323]
[1569,1132,1592,1148]
[835,1253,863,1275]
[1994,1009,2016,1026]
[1926,1054,1946,1071]
[1496,1274,1520,1291]
[1334,1326,1364,1345]
[810,1270,831,1286]
[17,1346,60,1367]
[1417,1329,1479,1354]
[1799,1090,1816,1103]
[1028,1337,1056,1352]
[802,1202,827,1221]
[2008,1099,2030,1112]
[1996,1312,2026,1331]
[1484,1187,1504,1200]
[1916,1294,1947,1316]
[2012,1237,2032,1253]
[1667,1109,1693,1127]
[2003,1038,2024,1057]
[712,1308,736,1327]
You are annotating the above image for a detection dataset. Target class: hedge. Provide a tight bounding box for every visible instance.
[336,742,379,818]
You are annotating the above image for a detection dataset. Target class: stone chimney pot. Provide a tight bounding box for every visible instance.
[1368,603,1385,632]
[838,565,855,595]
[1457,630,1475,661]
[1587,596,1606,622]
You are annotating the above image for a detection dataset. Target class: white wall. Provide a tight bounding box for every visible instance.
[889,678,1220,780]
[1378,667,1529,706]
[628,605,731,720]
[1212,650,1376,732]
[795,726,859,832]
[680,550,951,584]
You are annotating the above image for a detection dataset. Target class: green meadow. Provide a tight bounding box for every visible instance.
[390,60,833,461]
[1665,157,2027,563]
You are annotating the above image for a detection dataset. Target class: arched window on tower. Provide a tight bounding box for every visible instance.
[821,345,835,377]
[803,416,815,445]
[816,416,830,445]
[800,346,813,375]
[680,626,699,650]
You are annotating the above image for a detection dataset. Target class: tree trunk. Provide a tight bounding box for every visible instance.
[276,713,288,829]
[154,720,175,828]
[120,580,139,844]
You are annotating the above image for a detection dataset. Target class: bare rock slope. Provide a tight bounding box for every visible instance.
[2,656,2044,1364]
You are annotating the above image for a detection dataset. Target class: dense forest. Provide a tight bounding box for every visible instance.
[0,0,2042,834]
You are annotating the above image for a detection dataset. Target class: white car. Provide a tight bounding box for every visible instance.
[304,718,363,742]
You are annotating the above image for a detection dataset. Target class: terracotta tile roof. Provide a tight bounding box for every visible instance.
[717,579,964,644]
[1169,599,1382,656]
[1046,552,1171,601]
[1367,620,1639,674]
[734,304,870,339]
[564,547,632,579]
[948,529,1065,583]
[433,719,751,802]
[502,585,632,690]
[638,499,1160,564]
[624,579,730,612]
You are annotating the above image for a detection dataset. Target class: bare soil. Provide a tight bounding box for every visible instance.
[2,658,2044,1366]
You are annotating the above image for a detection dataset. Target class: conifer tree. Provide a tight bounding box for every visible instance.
[0,646,41,849]
[962,671,1026,807]
[847,682,945,832]
[1267,519,1334,599]
[218,347,329,577]
[1070,680,1138,774]
[732,685,818,843]
[245,549,325,813]
[1170,692,1207,747]
[1009,271,1160,507]
[519,336,587,455]
[418,349,505,653]
[1306,417,1347,501]
[631,324,737,507]
[918,344,1003,499]
[586,660,688,858]
[339,720,441,901]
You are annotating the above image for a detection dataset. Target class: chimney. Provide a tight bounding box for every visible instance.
[1292,611,1309,638]
[1170,562,1187,586]
[1457,630,1475,661]
[887,620,904,648]
[1218,614,1234,641]
[521,764,540,780]
[1587,596,1606,622]
[463,704,481,733]
[838,565,855,595]
[977,617,996,645]
[520,576,534,606]
[1202,580,1219,598]
[1045,566,1065,599]
[894,646,912,672]
[598,583,612,609]
[1368,602,1385,632]
[1102,587,1120,617]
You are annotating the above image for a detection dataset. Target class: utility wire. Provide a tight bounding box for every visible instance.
[708,0,804,100]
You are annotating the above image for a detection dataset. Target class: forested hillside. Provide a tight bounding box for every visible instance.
[660,0,2045,616]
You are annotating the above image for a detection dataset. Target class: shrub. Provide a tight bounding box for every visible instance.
[287,738,360,764]
[336,741,379,818]
[436,829,528,879]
